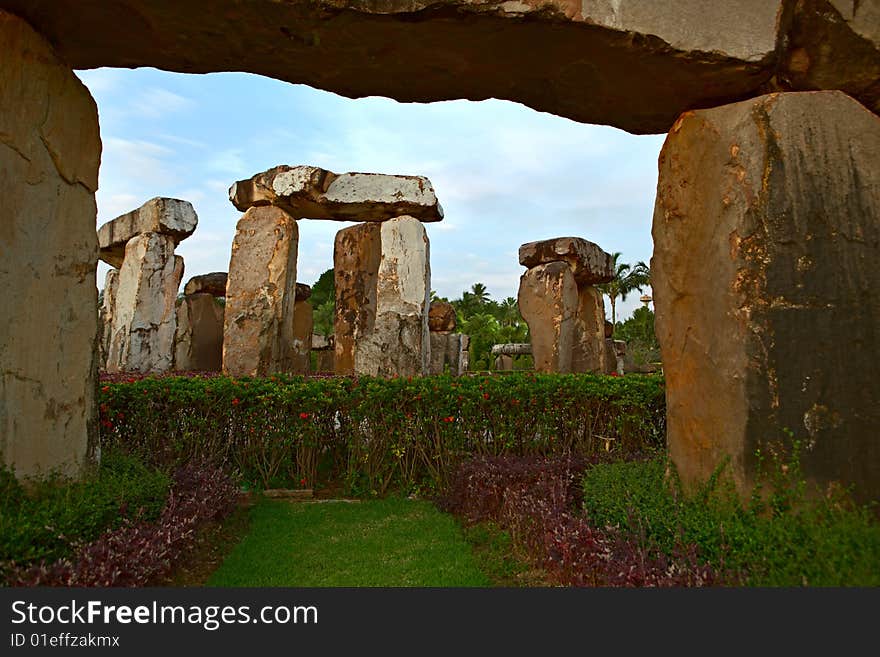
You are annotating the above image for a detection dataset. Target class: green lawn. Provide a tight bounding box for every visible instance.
[208,497,490,586]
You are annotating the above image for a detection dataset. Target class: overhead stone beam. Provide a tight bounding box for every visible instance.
[184,271,228,297]
[491,343,532,356]
[229,165,443,222]
[98,197,198,268]
[519,237,614,285]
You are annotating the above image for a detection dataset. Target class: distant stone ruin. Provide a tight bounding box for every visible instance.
[174,272,227,372]
[99,198,196,374]
[518,238,613,374]
[291,283,314,375]
[491,343,531,371]
[428,301,469,376]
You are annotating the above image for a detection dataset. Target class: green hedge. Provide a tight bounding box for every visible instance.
[0,450,170,575]
[99,373,665,495]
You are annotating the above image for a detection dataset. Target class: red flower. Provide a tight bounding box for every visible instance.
[299,412,309,419]
[609,371,619,377]
[232,398,240,406]
[442,416,455,423]
[300,478,307,487]
[483,393,490,400]
[101,385,110,393]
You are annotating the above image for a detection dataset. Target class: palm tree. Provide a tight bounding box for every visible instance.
[597,252,650,327]
[499,297,519,327]
[470,282,490,305]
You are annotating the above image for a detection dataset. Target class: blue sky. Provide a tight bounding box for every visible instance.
[77,67,663,322]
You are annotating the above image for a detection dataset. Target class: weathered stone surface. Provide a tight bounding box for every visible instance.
[782,0,880,116]
[604,320,614,339]
[295,282,312,301]
[518,262,578,373]
[315,350,335,373]
[291,299,313,375]
[230,165,443,222]
[355,217,431,377]
[652,90,880,504]
[491,343,532,356]
[183,271,227,297]
[572,285,608,373]
[429,332,469,376]
[0,10,100,478]
[428,301,457,333]
[311,333,333,351]
[494,354,514,371]
[8,1,845,135]
[106,233,183,373]
[223,206,298,377]
[99,269,120,370]
[334,222,381,376]
[98,197,197,268]
[519,237,614,285]
[174,293,224,372]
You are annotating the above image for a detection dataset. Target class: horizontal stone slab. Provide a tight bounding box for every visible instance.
[229,165,443,222]
[491,343,532,356]
[183,271,227,297]
[519,237,614,285]
[98,197,197,268]
[295,282,312,301]
[311,333,333,350]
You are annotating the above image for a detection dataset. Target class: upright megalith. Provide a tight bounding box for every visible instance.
[174,272,227,372]
[652,90,880,504]
[334,217,431,377]
[291,283,314,375]
[106,234,184,374]
[99,269,120,370]
[230,165,443,223]
[428,301,469,376]
[518,237,613,373]
[99,198,197,374]
[98,197,197,268]
[223,206,299,377]
[0,10,101,478]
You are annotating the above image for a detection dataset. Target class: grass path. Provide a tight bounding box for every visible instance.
[208,497,491,587]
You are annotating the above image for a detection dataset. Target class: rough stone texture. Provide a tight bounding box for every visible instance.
[494,355,514,371]
[312,333,332,351]
[315,350,335,373]
[98,197,197,268]
[519,237,614,285]
[291,299,313,375]
[604,320,614,339]
[183,271,227,297]
[8,0,852,135]
[652,90,880,504]
[518,262,578,373]
[223,206,298,377]
[491,343,532,356]
[174,293,224,372]
[334,222,381,376]
[429,332,469,376]
[782,0,880,116]
[295,282,312,301]
[99,268,120,370]
[355,217,431,378]
[572,285,609,373]
[0,11,101,478]
[230,165,443,222]
[106,234,183,373]
[428,301,457,333]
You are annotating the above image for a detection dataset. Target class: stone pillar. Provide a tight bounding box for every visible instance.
[518,262,578,373]
[573,286,610,373]
[223,206,298,377]
[652,90,880,503]
[334,216,430,377]
[174,293,224,372]
[99,269,120,370]
[0,11,101,478]
[428,301,468,376]
[106,234,183,373]
[291,283,314,375]
[494,355,514,371]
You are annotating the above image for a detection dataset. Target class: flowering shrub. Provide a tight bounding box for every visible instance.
[98,373,665,495]
[440,455,719,587]
[8,460,238,587]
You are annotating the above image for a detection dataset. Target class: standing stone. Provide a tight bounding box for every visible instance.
[223,206,298,377]
[518,262,579,373]
[519,237,614,285]
[291,283,313,375]
[106,233,183,373]
[653,90,880,503]
[99,269,120,370]
[356,216,431,377]
[0,10,101,478]
[174,293,224,372]
[429,333,469,376]
[184,271,228,297]
[428,301,457,333]
[495,355,514,371]
[98,197,197,268]
[334,223,381,376]
[572,285,609,373]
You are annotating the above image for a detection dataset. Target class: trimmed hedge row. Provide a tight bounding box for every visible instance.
[99,373,665,495]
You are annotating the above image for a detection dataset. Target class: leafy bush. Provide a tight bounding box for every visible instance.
[0,450,170,578]
[441,454,718,587]
[581,450,880,586]
[8,460,238,587]
[98,372,665,496]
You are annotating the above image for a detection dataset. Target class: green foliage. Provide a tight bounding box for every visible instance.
[614,306,660,370]
[99,372,665,496]
[581,449,880,586]
[209,497,489,586]
[452,286,530,370]
[310,268,336,336]
[597,252,650,326]
[0,450,170,575]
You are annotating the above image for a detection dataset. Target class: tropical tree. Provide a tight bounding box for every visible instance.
[597,252,651,327]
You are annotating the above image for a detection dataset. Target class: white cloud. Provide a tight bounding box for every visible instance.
[130,88,196,119]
